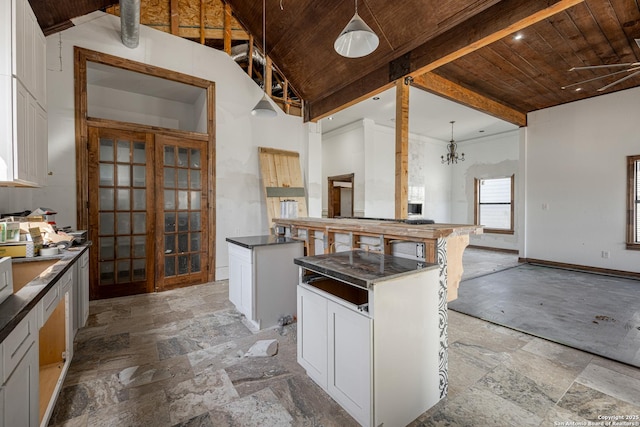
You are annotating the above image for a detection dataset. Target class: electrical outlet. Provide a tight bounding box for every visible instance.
[601,251,610,259]
[416,243,424,259]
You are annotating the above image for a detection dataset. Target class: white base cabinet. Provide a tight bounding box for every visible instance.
[297,252,444,427]
[2,310,39,427]
[73,248,90,335]
[227,237,303,330]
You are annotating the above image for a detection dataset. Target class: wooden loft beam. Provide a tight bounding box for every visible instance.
[305,0,583,122]
[200,0,205,44]
[412,72,527,127]
[395,79,409,219]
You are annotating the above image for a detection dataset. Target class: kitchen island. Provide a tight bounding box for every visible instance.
[295,250,445,427]
[273,217,483,301]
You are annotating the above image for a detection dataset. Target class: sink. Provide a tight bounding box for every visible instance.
[12,259,58,293]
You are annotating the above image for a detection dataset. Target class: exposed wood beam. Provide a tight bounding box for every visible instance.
[247,35,254,77]
[306,0,584,122]
[224,2,232,54]
[176,28,249,40]
[170,0,179,35]
[395,79,409,220]
[200,0,205,44]
[412,72,527,127]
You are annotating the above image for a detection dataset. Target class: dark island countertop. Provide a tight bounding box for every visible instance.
[0,244,90,342]
[294,250,438,289]
[226,235,303,249]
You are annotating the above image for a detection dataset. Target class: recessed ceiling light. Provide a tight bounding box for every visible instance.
[373,96,380,101]
[575,87,583,92]
[514,33,523,41]
[327,116,334,120]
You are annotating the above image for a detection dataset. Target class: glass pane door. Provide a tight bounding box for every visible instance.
[88,128,155,299]
[156,135,208,290]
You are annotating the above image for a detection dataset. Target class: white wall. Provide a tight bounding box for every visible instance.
[525,86,640,273]
[2,11,306,280]
[451,130,520,250]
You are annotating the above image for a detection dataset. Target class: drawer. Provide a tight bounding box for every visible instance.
[2,309,36,383]
[0,257,12,305]
[39,280,60,328]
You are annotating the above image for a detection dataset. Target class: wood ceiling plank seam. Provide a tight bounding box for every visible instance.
[566,2,619,63]
[433,59,535,114]
[448,49,536,111]
[588,0,638,63]
[609,0,640,46]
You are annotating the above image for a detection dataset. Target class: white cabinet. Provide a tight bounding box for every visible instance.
[327,300,371,425]
[227,237,303,330]
[297,251,444,427]
[297,285,328,388]
[74,249,90,333]
[0,0,47,186]
[2,310,39,427]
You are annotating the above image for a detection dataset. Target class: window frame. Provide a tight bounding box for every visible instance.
[474,174,515,235]
[627,155,640,250]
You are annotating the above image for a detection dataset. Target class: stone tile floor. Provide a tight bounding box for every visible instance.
[51,281,640,426]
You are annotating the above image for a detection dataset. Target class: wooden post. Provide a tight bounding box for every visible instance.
[265,56,273,96]
[395,78,409,219]
[200,0,205,44]
[170,0,179,35]
[223,2,232,54]
[247,35,254,77]
[283,79,290,114]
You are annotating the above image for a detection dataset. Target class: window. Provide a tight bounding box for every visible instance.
[628,155,640,249]
[475,175,514,234]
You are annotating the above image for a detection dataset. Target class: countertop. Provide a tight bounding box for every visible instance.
[294,250,438,289]
[0,244,90,342]
[226,235,303,249]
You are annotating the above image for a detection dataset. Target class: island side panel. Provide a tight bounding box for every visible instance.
[372,267,443,426]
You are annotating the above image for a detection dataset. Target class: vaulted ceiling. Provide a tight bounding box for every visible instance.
[28,0,640,126]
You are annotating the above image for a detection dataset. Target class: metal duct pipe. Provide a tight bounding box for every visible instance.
[120,0,140,49]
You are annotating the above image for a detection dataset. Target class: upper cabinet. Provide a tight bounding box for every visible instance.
[0,0,47,187]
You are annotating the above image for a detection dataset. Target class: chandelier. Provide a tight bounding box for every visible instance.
[441,121,465,165]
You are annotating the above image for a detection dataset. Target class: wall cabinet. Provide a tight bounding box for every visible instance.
[0,0,48,186]
[2,310,39,427]
[296,251,445,427]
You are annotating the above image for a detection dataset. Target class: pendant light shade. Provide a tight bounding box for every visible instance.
[251,0,277,118]
[334,1,379,58]
[251,93,277,117]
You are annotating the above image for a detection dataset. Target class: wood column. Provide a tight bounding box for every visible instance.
[170,0,179,35]
[395,78,409,219]
[199,0,205,44]
[265,56,273,96]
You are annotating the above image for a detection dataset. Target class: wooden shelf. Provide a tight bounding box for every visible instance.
[39,362,63,423]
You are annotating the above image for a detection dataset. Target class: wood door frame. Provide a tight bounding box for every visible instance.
[328,173,354,218]
[74,47,217,294]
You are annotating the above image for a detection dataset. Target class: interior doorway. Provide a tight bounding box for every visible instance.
[328,173,354,218]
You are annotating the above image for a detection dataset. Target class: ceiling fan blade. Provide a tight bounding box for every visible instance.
[569,62,640,71]
[561,67,638,89]
[597,69,640,92]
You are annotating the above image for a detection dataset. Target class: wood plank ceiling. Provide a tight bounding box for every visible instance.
[28,0,640,126]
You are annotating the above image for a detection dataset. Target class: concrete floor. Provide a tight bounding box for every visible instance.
[454,248,640,367]
[50,279,640,426]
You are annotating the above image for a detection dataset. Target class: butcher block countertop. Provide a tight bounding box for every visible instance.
[273,217,483,240]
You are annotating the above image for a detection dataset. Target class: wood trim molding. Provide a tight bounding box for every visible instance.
[468,245,519,255]
[524,258,640,281]
[86,118,209,141]
[74,46,217,284]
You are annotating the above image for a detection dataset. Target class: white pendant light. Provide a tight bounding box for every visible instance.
[334,0,379,58]
[252,0,277,118]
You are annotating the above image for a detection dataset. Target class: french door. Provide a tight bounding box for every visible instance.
[88,127,208,299]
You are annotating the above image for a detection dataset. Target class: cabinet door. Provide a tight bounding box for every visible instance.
[3,340,39,427]
[228,244,252,319]
[327,300,371,427]
[228,251,242,310]
[297,285,328,389]
[34,103,47,185]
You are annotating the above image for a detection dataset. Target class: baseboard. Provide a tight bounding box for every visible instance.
[468,245,519,255]
[523,258,640,281]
